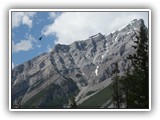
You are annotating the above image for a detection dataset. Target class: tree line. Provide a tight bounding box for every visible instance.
[111,25,149,109]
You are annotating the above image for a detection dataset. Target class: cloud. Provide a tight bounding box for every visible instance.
[22,15,32,28]
[12,62,15,69]
[12,40,32,53]
[36,44,41,48]
[48,12,57,19]
[12,35,35,53]
[12,12,36,28]
[47,45,53,52]
[42,12,148,45]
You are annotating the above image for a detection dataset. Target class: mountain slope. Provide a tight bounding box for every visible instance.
[11,19,148,108]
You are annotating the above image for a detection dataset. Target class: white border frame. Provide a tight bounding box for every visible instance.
[9,9,151,111]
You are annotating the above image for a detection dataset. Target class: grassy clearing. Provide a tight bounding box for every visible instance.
[79,84,113,108]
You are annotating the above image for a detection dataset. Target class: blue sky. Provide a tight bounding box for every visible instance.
[12,11,148,68]
[12,12,60,67]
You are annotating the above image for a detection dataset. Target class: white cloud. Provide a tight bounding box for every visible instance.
[36,44,41,48]
[42,12,148,45]
[12,12,36,28]
[47,45,52,52]
[12,40,32,53]
[48,12,57,19]
[12,12,24,28]
[22,16,32,28]
[12,35,35,53]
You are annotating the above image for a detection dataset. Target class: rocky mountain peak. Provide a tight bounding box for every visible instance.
[54,44,70,53]
[11,19,148,108]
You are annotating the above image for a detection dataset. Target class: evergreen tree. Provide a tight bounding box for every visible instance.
[120,67,136,108]
[122,25,149,108]
[111,62,123,108]
[70,97,77,108]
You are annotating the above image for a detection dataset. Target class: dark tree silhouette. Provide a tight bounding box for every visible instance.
[111,62,123,108]
[70,97,77,108]
[121,25,149,108]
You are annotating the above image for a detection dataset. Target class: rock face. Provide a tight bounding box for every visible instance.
[11,19,148,108]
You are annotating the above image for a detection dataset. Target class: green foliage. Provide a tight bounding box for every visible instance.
[111,62,124,108]
[120,25,149,108]
[79,84,113,108]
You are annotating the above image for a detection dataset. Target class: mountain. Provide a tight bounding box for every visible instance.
[11,19,148,109]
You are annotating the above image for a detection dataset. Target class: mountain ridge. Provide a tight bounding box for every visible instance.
[11,18,148,108]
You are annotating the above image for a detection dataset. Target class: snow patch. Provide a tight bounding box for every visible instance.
[134,27,139,31]
[102,44,109,59]
[95,66,99,76]
[115,35,118,42]
[101,55,104,59]
[106,43,109,51]
[106,43,108,47]
[101,50,108,59]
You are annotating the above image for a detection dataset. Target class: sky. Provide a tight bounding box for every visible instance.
[12,11,148,68]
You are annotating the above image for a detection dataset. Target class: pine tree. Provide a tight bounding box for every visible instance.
[70,97,77,108]
[120,67,136,108]
[122,25,149,108]
[111,62,123,108]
